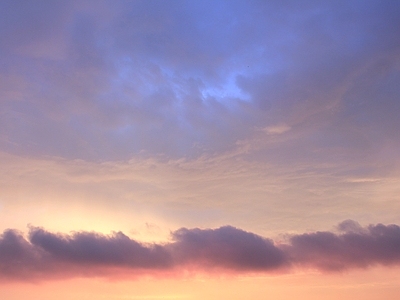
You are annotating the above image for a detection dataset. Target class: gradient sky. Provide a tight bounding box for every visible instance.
[1,0,400,299]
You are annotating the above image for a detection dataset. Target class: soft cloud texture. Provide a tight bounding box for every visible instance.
[1,1,399,234]
[1,2,400,298]
[1,221,400,282]
[1,0,399,164]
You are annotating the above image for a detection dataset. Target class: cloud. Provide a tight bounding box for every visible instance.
[0,229,47,280]
[29,227,172,268]
[262,124,291,135]
[1,0,400,162]
[1,221,400,282]
[286,220,400,271]
[0,227,172,282]
[170,226,286,271]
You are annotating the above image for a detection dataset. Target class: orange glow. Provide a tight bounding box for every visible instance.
[2,267,400,300]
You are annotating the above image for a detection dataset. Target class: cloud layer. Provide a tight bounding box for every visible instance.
[1,220,400,281]
[1,0,400,163]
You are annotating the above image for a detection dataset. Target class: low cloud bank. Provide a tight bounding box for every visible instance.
[1,220,400,281]
[286,220,400,271]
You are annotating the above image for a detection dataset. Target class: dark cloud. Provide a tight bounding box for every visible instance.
[170,226,286,270]
[0,229,47,280]
[29,227,172,268]
[1,221,400,281]
[286,220,400,271]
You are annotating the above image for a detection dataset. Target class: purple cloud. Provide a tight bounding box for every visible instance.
[1,0,399,163]
[0,229,46,280]
[286,220,400,271]
[170,226,286,271]
[29,227,172,268]
[1,221,400,281]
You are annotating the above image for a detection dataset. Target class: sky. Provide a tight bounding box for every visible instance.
[1,0,400,299]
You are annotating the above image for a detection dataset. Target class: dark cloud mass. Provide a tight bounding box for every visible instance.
[29,227,172,268]
[287,220,400,271]
[1,221,400,281]
[170,226,286,270]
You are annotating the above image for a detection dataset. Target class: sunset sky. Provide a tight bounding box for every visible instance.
[1,0,400,299]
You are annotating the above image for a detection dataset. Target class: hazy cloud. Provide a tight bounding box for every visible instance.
[1,0,399,162]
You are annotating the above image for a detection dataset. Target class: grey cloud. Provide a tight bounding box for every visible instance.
[286,220,400,271]
[1,221,400,281]
[0,229,49,280]
[29,227,172,268]
[170,226,286,270]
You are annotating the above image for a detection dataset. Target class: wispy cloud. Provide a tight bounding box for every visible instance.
[262,124,291,135]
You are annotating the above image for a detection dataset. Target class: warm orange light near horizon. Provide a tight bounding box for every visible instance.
[2,267,400,300]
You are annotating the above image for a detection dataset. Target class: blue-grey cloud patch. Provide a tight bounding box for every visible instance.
[1,0,399,163]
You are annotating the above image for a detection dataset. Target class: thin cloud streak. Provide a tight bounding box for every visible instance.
[1,220,400,282]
